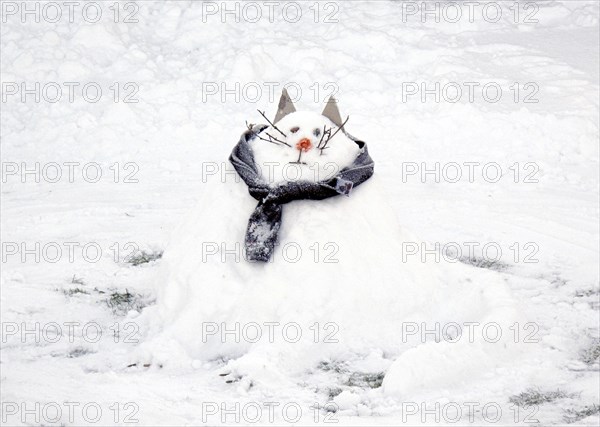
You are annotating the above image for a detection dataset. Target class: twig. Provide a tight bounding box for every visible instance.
[257,110,287,138]
[256,134,287,147]
[289,151,307,165]
[246,120,290,147]
[265,132,291,147]
[325,116,350,144]
[320,116,350,152]
[317,125,330,149]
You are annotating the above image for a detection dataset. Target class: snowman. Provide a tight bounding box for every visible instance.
[140,90,522,396]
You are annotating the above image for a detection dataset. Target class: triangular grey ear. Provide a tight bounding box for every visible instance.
[273,88,296,123]
[322,96,343,127]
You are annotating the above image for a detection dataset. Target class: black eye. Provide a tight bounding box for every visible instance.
[313,128,321,137]
[290,127,299,133]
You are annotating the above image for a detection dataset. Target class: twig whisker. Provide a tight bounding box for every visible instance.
[257,110,287,138]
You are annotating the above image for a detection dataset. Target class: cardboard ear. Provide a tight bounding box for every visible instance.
[273,88,296,123]
[322,96,343,127]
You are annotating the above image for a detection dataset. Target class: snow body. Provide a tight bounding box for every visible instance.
[144,109,522,394]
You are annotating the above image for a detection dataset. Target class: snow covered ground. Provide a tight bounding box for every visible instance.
[1,0,599,425]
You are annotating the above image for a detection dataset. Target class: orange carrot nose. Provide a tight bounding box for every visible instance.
[296,138,312,152]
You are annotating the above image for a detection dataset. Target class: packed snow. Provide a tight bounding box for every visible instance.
[1,1,599,426]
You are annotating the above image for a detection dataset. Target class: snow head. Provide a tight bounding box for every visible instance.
[248,89,362,185]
